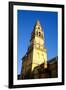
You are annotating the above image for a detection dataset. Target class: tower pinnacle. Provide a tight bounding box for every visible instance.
[34,20,42,31]
[36,20,41,26]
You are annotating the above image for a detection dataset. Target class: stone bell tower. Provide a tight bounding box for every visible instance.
[20,20,47,79]
[30,20,47,70]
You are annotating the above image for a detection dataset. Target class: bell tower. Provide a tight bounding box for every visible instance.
[20,20,47,79]
[30,20,44,49]
[30,20,47,70]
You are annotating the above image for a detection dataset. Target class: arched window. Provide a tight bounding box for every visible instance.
[38,27,40,29]
[39,32,41,36]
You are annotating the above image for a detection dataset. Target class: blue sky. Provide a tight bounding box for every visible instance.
[17,10,58,74]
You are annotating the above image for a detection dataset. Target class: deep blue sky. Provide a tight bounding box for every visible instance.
[17,10,58,74]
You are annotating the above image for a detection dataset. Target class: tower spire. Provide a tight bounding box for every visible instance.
[36,20,41,26]
[34,20,42,32]
[31,20,44,42]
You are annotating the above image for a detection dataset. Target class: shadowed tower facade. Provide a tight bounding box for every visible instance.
[20,20,47,79]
